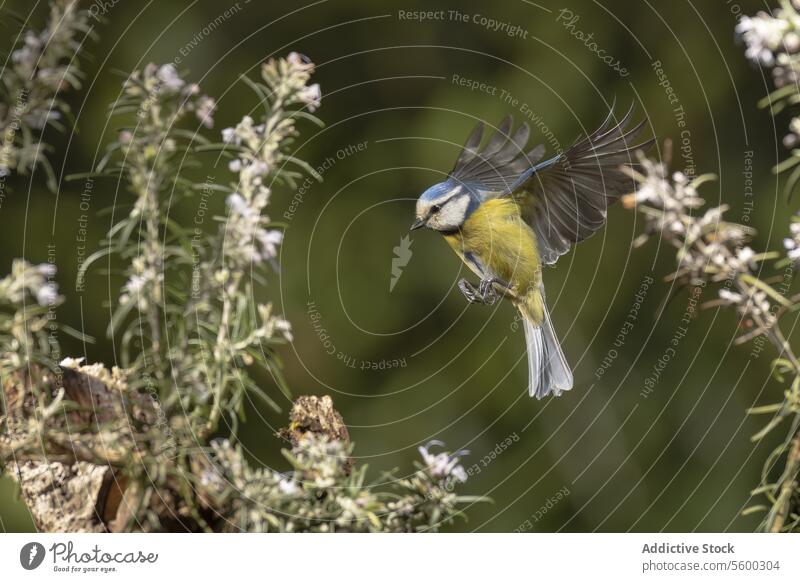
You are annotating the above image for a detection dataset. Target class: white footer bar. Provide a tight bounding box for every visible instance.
[1,533,797,581]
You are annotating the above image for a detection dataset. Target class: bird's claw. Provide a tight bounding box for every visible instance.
[458,278,482,304]
[459,277,510,305]
[478,278,499,305]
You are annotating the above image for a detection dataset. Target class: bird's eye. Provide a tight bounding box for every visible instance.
[431,204,441,213]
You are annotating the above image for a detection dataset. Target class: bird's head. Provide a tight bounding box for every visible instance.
[411,180,476,233]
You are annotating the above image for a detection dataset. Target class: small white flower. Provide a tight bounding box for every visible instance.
[635,181,665,205]
[228,159,242,173]
[59,357,85,368]
[786,217,800,262]
[277,475,299,495]
[298,83,321,112]
[11,47,33,64]
[418,441,469,483]
[719,288,743,303]
[226,193,252,218]
[451,465,468,483]
[257,229,283,260]
[274,317,293,342]
[183,83,201,96]
[24,31,41,49]
[124,274,147,294]
[736,246,757,270]
[157,63,185,91]
[195,95,216,129]
[287,52,314,71]
[248,160,270,177]
[222,127,236,144]
[36,283,58,306]
[785,236,800,260]
[36,263,57,277]
[736,12,789,66]
[785,31,800,52]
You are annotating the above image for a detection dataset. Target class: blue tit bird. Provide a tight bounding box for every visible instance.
[411,106,653,399]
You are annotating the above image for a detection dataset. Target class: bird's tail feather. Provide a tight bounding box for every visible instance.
[522,304,573,399]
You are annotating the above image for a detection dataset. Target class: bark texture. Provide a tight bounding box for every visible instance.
[1,362,345,532]
[1,363,149,532]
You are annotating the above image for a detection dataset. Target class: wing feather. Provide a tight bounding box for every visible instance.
[450,116,545,191]
[447,107,653,265]
[512,107,654,264]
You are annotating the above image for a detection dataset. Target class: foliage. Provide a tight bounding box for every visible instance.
[624,154,800,532]
[738,0,800,198]
[0,260,62,374]
[205,435,477,532]
[619,0,800,534]
[0,1,476,533]
[0,0,90,190]
[80,55,314,441]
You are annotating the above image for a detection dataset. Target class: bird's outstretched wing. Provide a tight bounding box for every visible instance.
[511,106,654,264]
[449,115,546,192]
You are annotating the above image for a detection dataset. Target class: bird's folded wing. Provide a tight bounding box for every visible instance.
[511,106,654,265]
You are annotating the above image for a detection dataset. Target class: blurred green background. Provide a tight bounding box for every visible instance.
[1,0,791,532]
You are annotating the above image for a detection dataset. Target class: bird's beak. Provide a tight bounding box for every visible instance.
[410,217,425,231]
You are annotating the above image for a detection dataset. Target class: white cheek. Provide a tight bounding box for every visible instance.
[438,196,470,228]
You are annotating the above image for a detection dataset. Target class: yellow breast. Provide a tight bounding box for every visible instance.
[443,198,542,297]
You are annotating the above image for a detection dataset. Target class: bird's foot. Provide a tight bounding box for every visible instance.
[458,278,483,304]
[478,277,511,305]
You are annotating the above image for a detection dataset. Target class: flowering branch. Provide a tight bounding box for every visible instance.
[738,0,800,197]
[1,2,478,531]
[0,0,90,189]
[206,415,478,532]
[194,53,319,434]
[624,152,800,532]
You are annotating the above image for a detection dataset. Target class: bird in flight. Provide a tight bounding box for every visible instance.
[411,106,653,398]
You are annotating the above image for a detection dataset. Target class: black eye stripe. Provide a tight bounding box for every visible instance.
[430,190,461,214]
